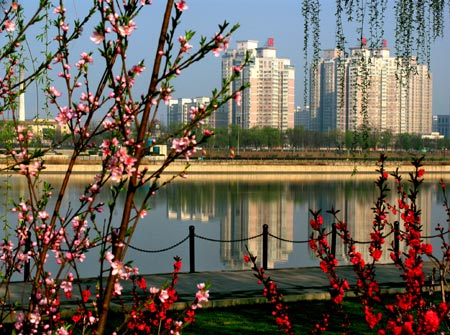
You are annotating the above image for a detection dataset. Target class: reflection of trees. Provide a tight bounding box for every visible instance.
[289,178,376,207]
[166,181,218,221]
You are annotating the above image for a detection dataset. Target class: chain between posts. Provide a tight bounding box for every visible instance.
[22,222,450,280]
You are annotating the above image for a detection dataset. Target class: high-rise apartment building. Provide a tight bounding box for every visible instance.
[167,97,214,128]
[221,39,295,130]
[310,41,432,135]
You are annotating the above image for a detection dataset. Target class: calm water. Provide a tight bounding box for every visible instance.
[1,172,449,277]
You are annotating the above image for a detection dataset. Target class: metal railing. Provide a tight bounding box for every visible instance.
[22,222,449,280]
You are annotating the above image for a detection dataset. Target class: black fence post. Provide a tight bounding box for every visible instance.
[262,224,268,270]
[331,223,337,257]
[394,221,400,254]
[189,225,195,273]
[24,231,31,282]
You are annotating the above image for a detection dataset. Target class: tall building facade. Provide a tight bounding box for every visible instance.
[221,39,295,131]
[433,114,450,138]
[310,42,432,135]
[167,97,214,128]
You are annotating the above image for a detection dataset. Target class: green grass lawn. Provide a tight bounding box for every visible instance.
[182,299,370,334]
[182,298,450,335]
[34,296,448,334]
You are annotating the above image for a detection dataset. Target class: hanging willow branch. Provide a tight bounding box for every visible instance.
[301,0,310,110]
[301,0,448,151]
[368,0,387,49]
[335,0,346,119]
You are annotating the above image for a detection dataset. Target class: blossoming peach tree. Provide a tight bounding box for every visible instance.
[0,1,248,334]
[246,155,450,334]
[306,155,450,334]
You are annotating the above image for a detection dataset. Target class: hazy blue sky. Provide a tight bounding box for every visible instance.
[23,1,450,118]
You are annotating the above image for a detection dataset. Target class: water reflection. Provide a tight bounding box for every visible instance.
[0,173,448,276]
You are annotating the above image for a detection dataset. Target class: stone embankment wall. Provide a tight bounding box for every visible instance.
[2,156,450,179]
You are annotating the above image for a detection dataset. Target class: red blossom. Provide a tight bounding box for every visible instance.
[82,289,91,303]
[417,168,425,178]
[309,215,324,230]
[137,277,147,290]
[421,310,440,333]
[371,248,382,261]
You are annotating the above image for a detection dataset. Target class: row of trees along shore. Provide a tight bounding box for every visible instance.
[3,118,448,155]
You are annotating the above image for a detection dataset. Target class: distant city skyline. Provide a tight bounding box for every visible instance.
[20,1,450,122]
[309,44,432,135]
[162,1,450,117]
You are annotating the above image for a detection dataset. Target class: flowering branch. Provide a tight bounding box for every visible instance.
[244,248,294,334]
[0,1,249,334]
[307,155,450,333]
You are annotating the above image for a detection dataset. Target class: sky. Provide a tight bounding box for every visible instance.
[22,1,450,120]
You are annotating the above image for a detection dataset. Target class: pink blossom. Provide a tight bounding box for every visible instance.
[48,86,62,97]
[55,106,73,126]
[117,20,136,37]
[212,33,230,57]
[175,0,188,11]
[149,287,159,294]
[139,209,148,218]
[203,129,213,136]
[189,106,198,120]
[178,35,193,53]
[105,251,115,263]
[172,136,197,161]
[172,136,191,152]
[53,6,66,14]
[81,52,93,63]
[194,283,209,308]
[233,91,242,106]
[60,280,73,298]
[159,289,169,303]
[29,312,41,324]
[57,327,69,335]
[90,30,105,44]
[171,321,183,335]
[60,22,69,31]
[130,64,145,77]
[14,312,25,330]
[114,279,123,295]
[5,20,16,32]
[111,260,127,278]
[76,52,94,69]
[38,211,49,220]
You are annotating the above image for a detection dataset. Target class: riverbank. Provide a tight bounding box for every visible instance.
[2,156,450,177]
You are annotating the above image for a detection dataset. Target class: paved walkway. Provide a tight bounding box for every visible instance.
[3,262,443,312]
[137,262,440,309]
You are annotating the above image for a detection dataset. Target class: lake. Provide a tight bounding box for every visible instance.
[1,172,449,277]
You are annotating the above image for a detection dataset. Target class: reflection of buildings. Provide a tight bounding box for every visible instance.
[165,181,296,270]
[165,177,439,272]
[220,183,295,270]
[308,179,433,265]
